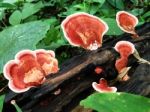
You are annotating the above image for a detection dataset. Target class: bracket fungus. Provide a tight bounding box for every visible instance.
[114,41,135,81]
[116,11,139,38]
[92,78,117,93]
[114,41,150,81]
[61,12,108,50]
[3,49,59,93]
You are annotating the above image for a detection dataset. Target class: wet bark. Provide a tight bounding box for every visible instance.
[3,23,150,112]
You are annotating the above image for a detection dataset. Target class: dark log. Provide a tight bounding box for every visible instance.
[3,23,150,112]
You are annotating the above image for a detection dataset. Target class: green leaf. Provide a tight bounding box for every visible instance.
[0,8,5,21]
[107,0,124,10]
[22,1,44,20]
[26,0,35,2]
[130,0,139,5]
[43,17,58,25]
[142,11,150,18]
[37,25,66,50]
[2,0,22,4]
[23,15,38,22]
[80,92,150,112]
[0,21,49,73]
[102,18,123,35]
[0,95,5,111]
[131,8,144,16]
[0,2,16,8]
[9,10,22,25]
[92,0,105,6]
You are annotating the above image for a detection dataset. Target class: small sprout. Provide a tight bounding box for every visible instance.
[11,100,22,112]
[92,78,117,93]
[116,11,139,38]
[3,49,59,93]
[61,12,108,50]
[53,88,61,95]
[94,67,103,74]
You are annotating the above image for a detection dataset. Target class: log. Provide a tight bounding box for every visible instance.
[3,23,150,112]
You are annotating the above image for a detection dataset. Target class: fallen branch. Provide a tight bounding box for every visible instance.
[3,23,150,112]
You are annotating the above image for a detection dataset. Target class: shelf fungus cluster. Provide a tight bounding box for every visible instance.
[3,49,59,93]
[61,12,108,50]
[116,11,139,39]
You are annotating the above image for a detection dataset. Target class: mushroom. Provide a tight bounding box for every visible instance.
[94,66,103,74]
[116,11,139,38]
[3,49,59,93]
[92,78,117,93]
[114,41,150,81]
[114,41,135,81]
[61,12,109,50]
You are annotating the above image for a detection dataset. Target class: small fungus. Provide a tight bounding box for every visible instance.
[94,67,103,74]
[114,41,135,81]
[92,78,117,93]
[116,11,139,38]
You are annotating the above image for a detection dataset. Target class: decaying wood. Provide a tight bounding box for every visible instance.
[3,23,150,112]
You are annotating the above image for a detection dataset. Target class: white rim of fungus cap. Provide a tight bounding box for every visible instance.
[35,49,55,57]
[15,49,36,60]
[116,11,138,34]
[8,80,31,93]
[114,41,135,54]
[3,60,18,80]
[61,12,109,48]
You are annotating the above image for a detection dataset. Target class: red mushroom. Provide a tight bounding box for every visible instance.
[3,49,59,93]
[94,67,103,74]
[61,12,108,50]
[114,41,135,81]
[92,78,117,93]
[116,11,139,38]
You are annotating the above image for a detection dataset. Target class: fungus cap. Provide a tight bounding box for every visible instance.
[92,78,117,93]
[61,12,108,50]
[116,11,138,34]
[114,41,135,57]
[3,49,59,93]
